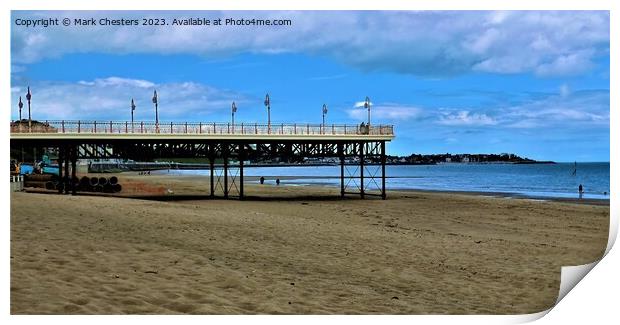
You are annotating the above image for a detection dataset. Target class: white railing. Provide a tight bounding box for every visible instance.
[10,120,394,136]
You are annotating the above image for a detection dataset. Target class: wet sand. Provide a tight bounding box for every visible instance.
[10,175,609,314]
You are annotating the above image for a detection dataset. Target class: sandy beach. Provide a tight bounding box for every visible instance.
[10,175,609,314]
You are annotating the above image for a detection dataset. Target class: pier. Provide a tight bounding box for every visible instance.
[10,120,395,199]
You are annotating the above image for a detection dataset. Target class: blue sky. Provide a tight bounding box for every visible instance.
[10,11,610,161]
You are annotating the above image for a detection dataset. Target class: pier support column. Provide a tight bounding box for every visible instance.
[239,143,244,200]
[223,143,229,199]
[209,146,214,198]
[381,141,386,200]
[338,143,344,198]
[64,145,70,194]
[71,145,77,195]
[57,145,64,194]
[359,142,365,199]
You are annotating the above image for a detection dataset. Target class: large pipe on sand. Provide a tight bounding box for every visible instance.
[25,174,55,182]
[23,180,47,188]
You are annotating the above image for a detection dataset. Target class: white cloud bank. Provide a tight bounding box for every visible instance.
[347,103,424,121]
[433,89,609,130]
[438,111,497,126]
[11,10,609,77]
[345,88,608,132]
[10,77,250,121]
[503,90,609,129]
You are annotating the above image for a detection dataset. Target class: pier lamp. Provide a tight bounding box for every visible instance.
[364,96,371,128]
[322,104,328,133]
[26,86,32,131]
[18,96,23,121]
[231,101,237,132]
[131,98,136,132]
[152,90,159,132]
[264,93,271,134]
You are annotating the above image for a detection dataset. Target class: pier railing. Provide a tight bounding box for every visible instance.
[10,120,394,136]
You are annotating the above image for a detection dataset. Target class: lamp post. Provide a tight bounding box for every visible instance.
[18,96,23,121]
[26,87,32,131]
[18,96,23,132]
[152,90,158,132]
[231,101,237,133]
[322,104,328,134]
[364,96,371,127]
[264,93,271,134]
[131,98,136,132]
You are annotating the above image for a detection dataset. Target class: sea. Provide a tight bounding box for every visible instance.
[152,162,610,200]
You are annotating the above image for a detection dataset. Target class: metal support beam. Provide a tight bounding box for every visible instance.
[338,143,344,198]
[359,142,365,199]
[239,143,244,200]
[381,141,386,200]
[209,147,214,197]
[64,145,70,194]
[71,146,77,195]
[57,146,64,194]
[223,143,229,199]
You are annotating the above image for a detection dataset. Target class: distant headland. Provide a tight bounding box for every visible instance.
[385,153,555,165]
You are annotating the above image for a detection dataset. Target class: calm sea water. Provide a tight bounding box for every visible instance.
[153,162,610,200]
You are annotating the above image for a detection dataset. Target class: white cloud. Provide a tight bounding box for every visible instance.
[9,77,251,121]
[11,11,609,77]
[77,77,155,88]
[487,11,512,25]
[432,90,608,130]
[437,111,497,126]
[347,103,423,121]
[353,101,372,108]
[342,89,608,133]
[535,50,594,77]
[502,90,609,129]
[464,28,502,55]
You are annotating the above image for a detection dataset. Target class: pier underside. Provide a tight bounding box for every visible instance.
[11,139,389,200]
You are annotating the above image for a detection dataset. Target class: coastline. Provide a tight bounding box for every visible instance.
[22,183,610,206]
[144,163,611,201]
[392,188,610,206]
[22,172,610,206]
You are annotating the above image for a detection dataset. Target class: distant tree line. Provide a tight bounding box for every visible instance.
[385,153,548,165]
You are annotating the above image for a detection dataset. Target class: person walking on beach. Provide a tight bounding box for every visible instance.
[579,184,584,199]
[276,178,280,186]
[260,176,265,184]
